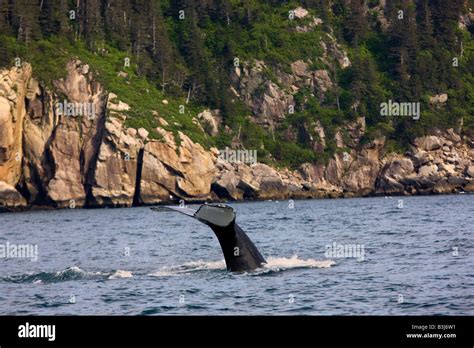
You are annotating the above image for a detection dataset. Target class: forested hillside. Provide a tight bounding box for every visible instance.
[1,1,474,211]
[0,0,473,167]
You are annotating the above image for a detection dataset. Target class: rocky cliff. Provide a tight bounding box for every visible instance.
[0,61,218,211]
[0,60,473,211]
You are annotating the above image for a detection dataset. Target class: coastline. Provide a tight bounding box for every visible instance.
[1,63,473,213]
[1,190,471,214]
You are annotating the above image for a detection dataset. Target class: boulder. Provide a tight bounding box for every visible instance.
[212,169,243,201]
[158,117,169,126]
[466,166,474,177]
[414,136,442,151]
[0,181,27,209]
[438,163,456,175]
[399,175,437,191]
[412,151,431,168]
[140,131,215,203]
[127,128,137,137]
[138,128,149,139]
[291,60,310,78]
[293,7,309,19]
[197,109,220,136]
[380,158,414,179]
[313,69,333,101]
[429,93,448,105]
[445,128,461,144]
[251,163,287,199]
[464,182,474,192]
[433,180,453,194]
[447,176,469,186]
[418,164,438,176]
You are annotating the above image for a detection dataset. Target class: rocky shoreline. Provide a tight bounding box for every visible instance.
[1,61,473,212]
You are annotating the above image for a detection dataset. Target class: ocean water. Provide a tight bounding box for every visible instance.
[0,195,473,315]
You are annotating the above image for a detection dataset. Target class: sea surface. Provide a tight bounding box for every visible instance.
[0,195,473,315]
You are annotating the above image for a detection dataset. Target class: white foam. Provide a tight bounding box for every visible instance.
[262,255,335,270]
[57,266,84,275]
[149,260,226,277]
[108,270,133,279]
[149,256,334,277]
[179,260,226,270]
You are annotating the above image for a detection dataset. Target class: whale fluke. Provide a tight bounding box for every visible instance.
[151,204,266,272]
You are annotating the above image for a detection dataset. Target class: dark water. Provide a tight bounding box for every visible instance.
[0,195,473,315]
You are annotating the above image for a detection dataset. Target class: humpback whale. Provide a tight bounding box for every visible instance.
[151,204,266,272]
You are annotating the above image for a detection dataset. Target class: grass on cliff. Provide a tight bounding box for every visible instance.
[1,32,330,169]
[2,35,212,148]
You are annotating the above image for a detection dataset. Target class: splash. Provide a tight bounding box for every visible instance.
[0,256,335,282]
[149,255,334,277]
[108,270,133,279]
[149,260,226,277]
[263,255,335,270]
[1,266,129,284]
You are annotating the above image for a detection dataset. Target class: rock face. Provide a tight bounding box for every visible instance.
[88,109,143,207]
[212,161,288,200]
[414,135,443,151]
[232,59,339,129]
[429,93,448,106]
[27,60,107,208]
[0,64,36,208]
[0,181,26,209]
[197,109,221,136]
[0,60,473,212]
[211,127,473,200]
[140,130,215,204]
[375,131,473,195]
[376,156,415,194]
[0,65,32,188]
[0,61,218,210]
[320,34,351,69]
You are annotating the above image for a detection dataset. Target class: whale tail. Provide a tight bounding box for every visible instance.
[151,204,266,272]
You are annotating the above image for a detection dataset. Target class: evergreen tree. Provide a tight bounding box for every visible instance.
[430,0,464,51]
[415,0,434,49]
[104,0,132,51]
[83,0,103,51]
[150,1,175,91]
[0,0,11,35]
[12,0,41,45]
[344,0,368,47]
[386,0,418,98]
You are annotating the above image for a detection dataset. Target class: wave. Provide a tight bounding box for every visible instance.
[1,256,334,283]
[1,266,132,284]
[108,270,133,279]
[149,255,335,277]
[263,255,335,271]
[149,260,226,277]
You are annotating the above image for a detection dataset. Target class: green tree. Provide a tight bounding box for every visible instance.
[344,0,368,47]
